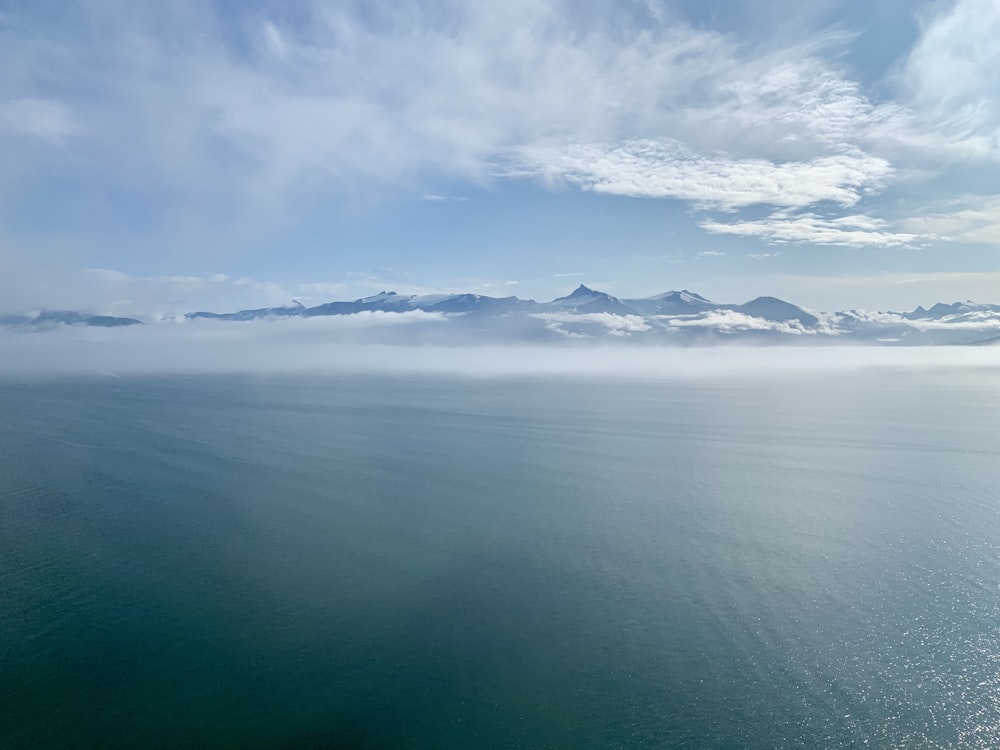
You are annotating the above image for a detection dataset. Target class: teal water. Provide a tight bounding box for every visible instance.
[2,372,1000,749]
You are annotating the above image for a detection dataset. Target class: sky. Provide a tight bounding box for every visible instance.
[1,0,999,316]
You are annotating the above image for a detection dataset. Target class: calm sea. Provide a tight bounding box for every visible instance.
[2,372,1000,749]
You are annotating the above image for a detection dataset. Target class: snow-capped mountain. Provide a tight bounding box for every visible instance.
[728,297,819,327]
[9,287,1000,345]
[187,300,305,321]
[623,289,715,315]
[902,301,1000,320]
[545,285,634,314]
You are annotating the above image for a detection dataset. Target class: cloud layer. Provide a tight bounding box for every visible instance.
[701,212,921,247]
[4,319,1000,378]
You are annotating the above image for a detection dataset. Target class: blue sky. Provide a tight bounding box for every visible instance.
[1,0,999,316]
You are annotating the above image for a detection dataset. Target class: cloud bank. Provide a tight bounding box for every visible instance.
[4,319,1000,379]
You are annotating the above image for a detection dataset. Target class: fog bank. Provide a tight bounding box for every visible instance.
[3,319,1000,379]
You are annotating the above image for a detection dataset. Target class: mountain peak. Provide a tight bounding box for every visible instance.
[551,284,616,304]
[734,296,818,326]
[356,291,399,303]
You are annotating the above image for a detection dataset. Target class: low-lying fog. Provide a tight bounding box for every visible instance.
[4,314,1000,378]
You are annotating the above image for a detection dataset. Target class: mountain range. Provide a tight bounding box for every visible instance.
[5,285,1000,345]
[183,286,822,326]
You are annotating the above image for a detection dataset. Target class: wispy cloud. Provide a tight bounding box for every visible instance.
[898,195,1000,246]
[890,0,1000,161]
[703,212,922,248]
[512,141,893,211]
[0,2,921,231]
[422,193,469,202]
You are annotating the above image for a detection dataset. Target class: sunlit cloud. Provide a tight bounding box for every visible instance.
[531,311,651,337]
[703,212,922,248]
[661,309,816,335]
[0,2,928,227]
[512,141,893,211]
[890,0,1000,162]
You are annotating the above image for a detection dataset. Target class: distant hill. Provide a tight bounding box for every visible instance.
[0,311,143,329]
[730,297,819,327]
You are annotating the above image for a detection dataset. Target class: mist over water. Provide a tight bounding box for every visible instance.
[3,371,1000,748]
[4,319,1000,378]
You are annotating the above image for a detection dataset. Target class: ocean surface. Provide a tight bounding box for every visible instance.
[2,371,1000,749]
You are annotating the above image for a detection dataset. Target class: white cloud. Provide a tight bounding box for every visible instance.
[830,308,1000,332]
[512,140,893,210]
[0,3,915,223]
[422,193,468,202]
[661,309,815,335]
[898,194,1000,246]
[711,51,906,152]
[531,311,651,336]
[908,313,1000,331]
[702,211,922,247]
[891,0,1000,161]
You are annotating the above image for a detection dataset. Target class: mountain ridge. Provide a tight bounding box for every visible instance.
[7,286,1000,345]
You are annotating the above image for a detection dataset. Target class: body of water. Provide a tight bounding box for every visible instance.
[2,372,1000,748]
